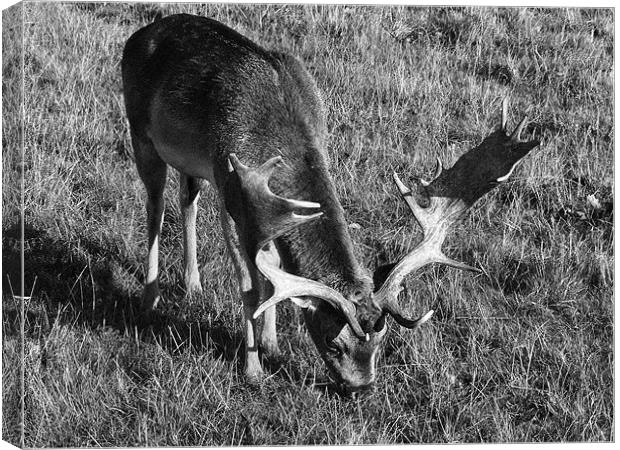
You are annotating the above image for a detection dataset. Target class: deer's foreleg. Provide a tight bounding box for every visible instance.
[219,198,265,382]
[179,173,203,297]
[257,245,279,357]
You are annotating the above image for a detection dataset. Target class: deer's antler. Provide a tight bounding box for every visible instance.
[226,154,367,340]
[374,98,541,328]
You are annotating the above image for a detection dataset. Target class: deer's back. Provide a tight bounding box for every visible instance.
[122,15,362,286]
[122,14,327,185]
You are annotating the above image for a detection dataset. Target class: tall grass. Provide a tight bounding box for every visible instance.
[2,3,613,445]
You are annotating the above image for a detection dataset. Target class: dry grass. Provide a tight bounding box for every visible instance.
[2,3,613,445]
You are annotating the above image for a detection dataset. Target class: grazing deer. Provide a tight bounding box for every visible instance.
[122,14,540,391]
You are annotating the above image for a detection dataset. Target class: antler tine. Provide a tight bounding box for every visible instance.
[228,152,251,173]
[228,154,367,340]
[433,156,443,180]
[229,153,281,178]
[393,173,429,228]
[419,156,443,187]
[230,153,323,214]
[510,116,528,142]
[501,97,509,131]
[383,305,434,330]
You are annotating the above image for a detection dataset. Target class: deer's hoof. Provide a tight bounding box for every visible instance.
[184,282,203,299]
[245,367,266,385]
[142,282,161,309]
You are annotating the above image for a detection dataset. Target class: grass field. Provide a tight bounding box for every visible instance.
[2,2,614,445]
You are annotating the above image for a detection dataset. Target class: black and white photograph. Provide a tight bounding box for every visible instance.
[2,2,614,446]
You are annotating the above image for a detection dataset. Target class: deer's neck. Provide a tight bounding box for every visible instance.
[272,152,369,295]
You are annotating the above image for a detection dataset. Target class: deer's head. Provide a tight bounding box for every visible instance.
[226,99,540,391]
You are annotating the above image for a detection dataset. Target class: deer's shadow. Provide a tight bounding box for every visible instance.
[3,222,349,388]
[2,222,243,365]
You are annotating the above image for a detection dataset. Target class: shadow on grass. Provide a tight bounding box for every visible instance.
[1,222,360,392]
[2,222,243,365]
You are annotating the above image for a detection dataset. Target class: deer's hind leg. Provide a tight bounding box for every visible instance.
[132,131,167,311]
[179,173,204,297]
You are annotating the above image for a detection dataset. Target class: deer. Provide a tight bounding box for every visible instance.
[121,13,540,392]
